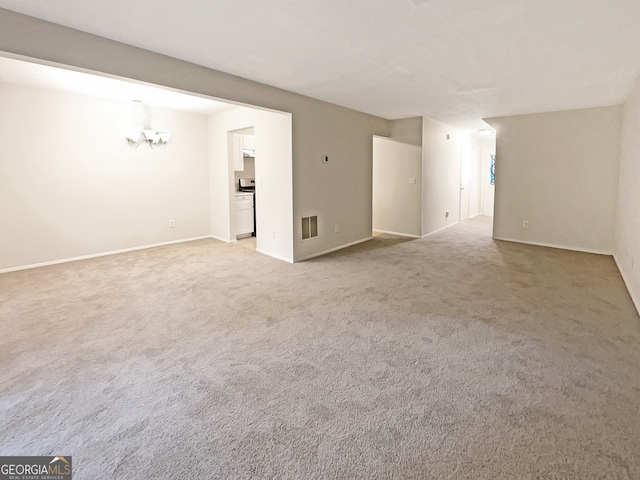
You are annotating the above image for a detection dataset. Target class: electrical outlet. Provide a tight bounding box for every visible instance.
[270,229,275,238]
[335,224,340,233]
[409,177,416,184]
[523,221,529,228]
[169,220,175,228]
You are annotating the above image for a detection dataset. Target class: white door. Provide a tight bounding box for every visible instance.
[459,136,471,221]
[481,148,495,217]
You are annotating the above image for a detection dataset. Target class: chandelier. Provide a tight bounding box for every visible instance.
[125,129,171,148]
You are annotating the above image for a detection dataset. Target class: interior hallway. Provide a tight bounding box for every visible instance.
[1,217,639,478]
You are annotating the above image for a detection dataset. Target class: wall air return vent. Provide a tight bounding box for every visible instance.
[301,215,318,240]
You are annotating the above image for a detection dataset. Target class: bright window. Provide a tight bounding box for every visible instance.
[490,154,496,185]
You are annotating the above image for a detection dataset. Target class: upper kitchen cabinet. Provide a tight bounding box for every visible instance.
[243,135,255,150]
[232,133,244,171]
[233,134,255,171]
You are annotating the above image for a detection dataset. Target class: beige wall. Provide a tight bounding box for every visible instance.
[486,106,622,254]
[616,80,640,311]
[0,83,210,270]
[292,101,388,260]
[390,117,423,147]
[372,117,423,237]
[375,117,485,238]
[373,136,422,237]
[0,9,389,263]
[422,118,464,235]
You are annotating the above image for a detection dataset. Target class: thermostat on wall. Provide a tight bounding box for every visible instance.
[322,155,329,164]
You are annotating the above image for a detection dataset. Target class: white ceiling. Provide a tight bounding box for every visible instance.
[1,0,640,131]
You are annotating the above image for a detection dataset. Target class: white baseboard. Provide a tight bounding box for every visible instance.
[211,234,233,243]
[492,236,612,256]
[0,235,213,274]
[421,221,460,238]
[614,254,640,316]
[255,248,294,263]
[373,229,421,239]
[295,237,373,262]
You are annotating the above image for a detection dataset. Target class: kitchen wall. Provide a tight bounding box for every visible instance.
[0,9,389,264]
[616,79,640,312]
[234,157,255,188]
[486,106,622,254]
[0,82,210,271]
[208,106,293,262]
[422,117,465,236]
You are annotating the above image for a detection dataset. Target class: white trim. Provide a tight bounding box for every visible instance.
[614,254,640,316]
[0,236,213,274]
[373,229,421,239]
[421,221,460,238]
[211,234,233,243]
[255,248,294,263]
[492,236,612,256]
[295,237,373,262]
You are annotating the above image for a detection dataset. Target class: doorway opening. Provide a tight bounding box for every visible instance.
[481,147,496,218]
[230,126,257,251]
[0,53,294,271]
[460,133,496,232]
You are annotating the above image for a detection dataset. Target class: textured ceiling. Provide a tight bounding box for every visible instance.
[1,0,639,130]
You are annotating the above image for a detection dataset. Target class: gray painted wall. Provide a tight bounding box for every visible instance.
[616,80,640,312]
[486,105,622,254]
[421,117,464,236]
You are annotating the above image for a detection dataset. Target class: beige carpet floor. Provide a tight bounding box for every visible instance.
[1,217,639,479]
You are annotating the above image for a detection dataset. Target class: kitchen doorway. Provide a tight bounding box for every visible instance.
[230,126,257,250]
[208,105,293,261]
